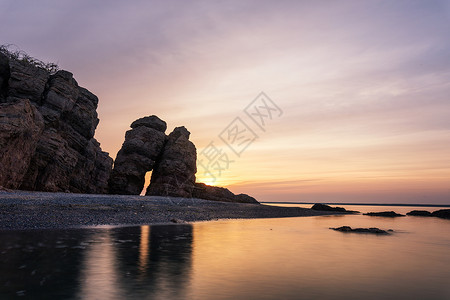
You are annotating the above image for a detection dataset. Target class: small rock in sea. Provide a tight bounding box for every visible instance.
[330,226,391,234]
[363,211,404,217]
[311,203,359,213]
[431,209,450,219]
[406,210,432,217]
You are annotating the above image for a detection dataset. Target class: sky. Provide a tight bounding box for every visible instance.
[1,0,449,204]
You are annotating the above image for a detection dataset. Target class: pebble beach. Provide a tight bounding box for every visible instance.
[0,191,342,230]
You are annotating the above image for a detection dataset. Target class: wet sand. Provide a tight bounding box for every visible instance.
[0,191,344,230]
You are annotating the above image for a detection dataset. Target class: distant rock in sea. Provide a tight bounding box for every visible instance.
[0,49,112,193]
[311,203,358,213]
[406,210,432,217]
[192,182,259,204]
[431,209,450,219]
[364,211,405,217]
[330,226,392,235]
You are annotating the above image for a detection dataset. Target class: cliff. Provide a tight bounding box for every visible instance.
[0,49,112,193]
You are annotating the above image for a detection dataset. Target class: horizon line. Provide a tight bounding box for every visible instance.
[262,202,450,207]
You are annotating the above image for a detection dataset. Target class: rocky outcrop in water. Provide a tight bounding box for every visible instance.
[109,116,167,195]
[311,203,358,213]
[330,226,392,235]
[431,209,450,219]
[364,211,405,217]
[0,51,112,193]
[406,210,432,217]
[146,126,197,198]
[192,182,259,204]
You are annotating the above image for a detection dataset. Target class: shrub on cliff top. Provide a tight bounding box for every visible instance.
[0,44,59,74]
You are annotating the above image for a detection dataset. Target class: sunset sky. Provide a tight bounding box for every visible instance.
[1,0,449,204]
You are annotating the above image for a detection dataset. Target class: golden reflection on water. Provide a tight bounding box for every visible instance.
[78,230,120,300]
[3,206,447,299]
[188,210,450,299]
[139,225,150,276]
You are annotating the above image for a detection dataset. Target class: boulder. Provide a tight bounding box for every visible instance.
[406,210,432,217]
[364,211,405,217]
[431,209,450,219]
[330,226,391,235]
[192,182,259,204]
[146,126,197,198]
[109,116,167,195]
[0,51,112,193]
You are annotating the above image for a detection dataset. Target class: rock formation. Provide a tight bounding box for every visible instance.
[146,126,197,197]
[0,50,112,193]
[109,116,167,195]
[406,210,432,217]
[363,211,405,217]
[431,209,450,219]
[192,182,259,204]
[311,203,358,213]
[0,48,259,203]
[109,118,259,203]
[330,226,392,235]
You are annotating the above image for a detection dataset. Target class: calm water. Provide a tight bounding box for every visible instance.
[1,205,449,299]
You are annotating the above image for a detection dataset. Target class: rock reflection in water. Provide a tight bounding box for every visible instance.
[108,224,193,299]
[0,224,193,299]
[0,229,89,299]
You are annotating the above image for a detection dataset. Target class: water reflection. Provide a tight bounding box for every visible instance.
[0,224,193,299]
[110,225,193,299]
[0,229,90,299]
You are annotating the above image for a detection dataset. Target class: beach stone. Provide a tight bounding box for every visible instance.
[146,126,197,197]
[0,52,112,193]
[109,116,167,195]
[192,183,259,204]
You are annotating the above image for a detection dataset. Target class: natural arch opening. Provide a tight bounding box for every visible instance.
[140,171,152,196]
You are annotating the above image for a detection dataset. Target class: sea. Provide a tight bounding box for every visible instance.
[0,204,449,299]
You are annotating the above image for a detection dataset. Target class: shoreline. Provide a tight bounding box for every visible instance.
[0,191,344,230]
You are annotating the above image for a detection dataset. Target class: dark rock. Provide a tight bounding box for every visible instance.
[192,182,259,204]
[364,211,405,217]
[109,116,167,195]
[406,210,432,217]
[330,226,391,234]
[311,203,358,213]
[7,59,49,104]
[0,52,112,193]
[0,52,9,101]
[0,99,44,189]
[146,126,197,198]
[431,209,450,219]
[131,115,167,132]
